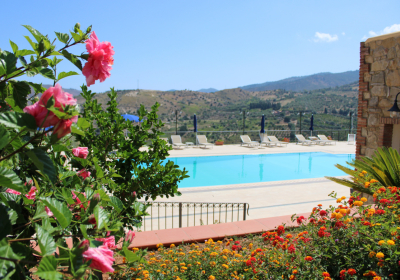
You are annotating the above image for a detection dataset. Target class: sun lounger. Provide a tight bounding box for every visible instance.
[347,134,356,145]
[171,135,187,149]
[317,135,336,145]
[259,134,277,147]
[295,134,314,145]
[267,136,289,147]
[309,136,326,145]
[240,135,259,148]
[196,135,214,149]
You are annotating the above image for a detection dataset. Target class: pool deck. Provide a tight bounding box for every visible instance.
[130,142,355,248]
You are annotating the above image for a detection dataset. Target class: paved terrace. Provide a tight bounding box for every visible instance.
[131,142,355,248]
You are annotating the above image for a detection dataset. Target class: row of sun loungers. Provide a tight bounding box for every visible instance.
[162,134,338,150]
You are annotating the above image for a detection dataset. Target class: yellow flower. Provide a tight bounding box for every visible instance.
[364,182,370,188]
[210,252,218,257]
[339,209,347,215]
[170,244,175,248]
[156,243,163,248]
[362,170,368,174]
[336,198,342,203]
[336,213,343,219]
[376,252,384,259]
[208,276,215,280]
[341,196,346,200]
[369,251,376,258]
[222,264,229,269]
[361,197,368,202]
[210,261,216,267]
[378,240,385,245]
[387,240,395,245]
[353,201,363,206]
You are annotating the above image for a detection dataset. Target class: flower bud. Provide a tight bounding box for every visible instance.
[132,191,136,198]
[93,193,101,202]
[125,230,136,244]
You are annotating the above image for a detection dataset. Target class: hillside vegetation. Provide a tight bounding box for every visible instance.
[75,81,359,143]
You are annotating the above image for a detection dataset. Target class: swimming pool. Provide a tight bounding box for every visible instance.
[170,152,355,188]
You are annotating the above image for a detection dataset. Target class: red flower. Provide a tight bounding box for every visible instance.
[319,210,327,216]
[277,225,285,236]
[296,216,305,225]
[288,244,296,253]
[304,256,313,261]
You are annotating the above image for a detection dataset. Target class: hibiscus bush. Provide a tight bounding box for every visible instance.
[0,24,187,279]
[119,173,400,279]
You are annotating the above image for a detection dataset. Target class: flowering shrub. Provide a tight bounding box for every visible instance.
[0,24,187,279]
[282,137,290,143]
[117,174,400,279]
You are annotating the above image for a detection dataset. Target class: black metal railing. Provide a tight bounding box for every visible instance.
[160,129,355,145]
[139,201,249,231]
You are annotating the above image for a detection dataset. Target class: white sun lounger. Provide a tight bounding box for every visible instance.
[259,134,277,147]
[267,135,288,147]
[317,134,336,145]
[295,134,314,145]
[171,135,187,149]
[240,135,259,147]
[196,135,214,149]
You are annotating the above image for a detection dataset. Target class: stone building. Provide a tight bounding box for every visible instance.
[357,31,400,158]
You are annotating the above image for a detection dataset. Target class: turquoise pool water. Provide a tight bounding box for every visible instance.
[170,152,355,188]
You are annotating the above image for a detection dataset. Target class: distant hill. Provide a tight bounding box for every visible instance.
[197,88,218,93]
[240,70,359,92]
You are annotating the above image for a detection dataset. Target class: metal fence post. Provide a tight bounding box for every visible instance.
[179,202,182,228]
[243,203,247,221]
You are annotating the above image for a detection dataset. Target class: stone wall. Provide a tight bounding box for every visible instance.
[356,31,400,159]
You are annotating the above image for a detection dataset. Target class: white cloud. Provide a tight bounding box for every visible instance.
[363,23,400,40]
[313,32,338,43]
[342,32,345,36]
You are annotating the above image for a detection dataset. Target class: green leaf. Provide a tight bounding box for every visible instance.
[0,51,17,75]
[52,144,69,152]
[71,125,85,136]
[24,36,38,53]
[0,112,37,130]
[94,162,104,178]
[57,71,79,81]
[35,224,56,256]
[95,189,111,202]
[28,82,46,94]
[70,31,81,42]
[122,247,141,263]
[0,167,25,193]
[69,245,87,278]
[33,204,49,220]
[55,32,70,44]
[39,68,56,80]
[59,171,76,180]
[0,125,10,150]
[23,25,46,43]
[0,239,21,277]
[61,50,82,71]
[35,255,62,280]
[77,118,90,130]
[79,224,93,240]
[9,40,18,53]
[15,49,36,56]
[41,197,72,229]
[0,204,12,239]
[26,149,56,183]
[8,80,31,109]
[94,204,109,230]
[61,188,75,205]
[109,196,124,213]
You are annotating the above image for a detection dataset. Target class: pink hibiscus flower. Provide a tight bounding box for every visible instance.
[95,236,116,249]
[72,147,89,159]
[82,245,115,273]
[82,31,114,87]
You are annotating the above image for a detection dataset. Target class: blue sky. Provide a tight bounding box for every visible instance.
[2,0,400,92]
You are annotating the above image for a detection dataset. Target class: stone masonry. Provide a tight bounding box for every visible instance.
[356,31,400,159]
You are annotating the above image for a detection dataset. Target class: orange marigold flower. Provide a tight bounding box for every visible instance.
[370,179,378,183]
[365,182,370,188]
[304,256,313,261]
[378,240,385,245]
[361,197,368,202]
[369,251,376,258]
[292,269,298,274]
[387,240,395,245]
[376,252,384,259]
[347,268,356,275]
[289,276,295,280]
[322,272,330,277]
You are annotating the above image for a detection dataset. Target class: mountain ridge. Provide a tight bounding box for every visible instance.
[240,70,359,92]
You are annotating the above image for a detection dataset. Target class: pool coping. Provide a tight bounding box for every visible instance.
[129,212,311,249]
